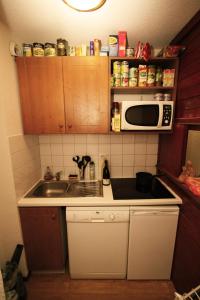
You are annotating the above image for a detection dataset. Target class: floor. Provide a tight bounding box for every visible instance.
[26,274,175,300]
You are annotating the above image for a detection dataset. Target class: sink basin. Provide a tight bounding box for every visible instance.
[25,180,103,198]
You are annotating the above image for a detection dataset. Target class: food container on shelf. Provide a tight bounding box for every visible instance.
[163,93,172,101]
[154,93,164,101]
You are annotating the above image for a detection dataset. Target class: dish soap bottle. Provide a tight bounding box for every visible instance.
[89,161,95,181]
[44,166,54,181]
[103,160,110,186]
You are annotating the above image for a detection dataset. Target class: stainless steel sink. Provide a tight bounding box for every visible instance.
[25,180,103,198]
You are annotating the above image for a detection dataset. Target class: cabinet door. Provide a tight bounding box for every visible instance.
[16,57,65,134]
[172,211,200,293]
[63,57,109,133]
[19,207,65,272]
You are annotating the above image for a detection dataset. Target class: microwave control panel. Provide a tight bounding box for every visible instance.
[162,105,172,126]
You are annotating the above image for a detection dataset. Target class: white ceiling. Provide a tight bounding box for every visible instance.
[1,0,200,47]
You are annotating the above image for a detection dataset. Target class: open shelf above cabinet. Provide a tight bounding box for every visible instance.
[109,56,179,133]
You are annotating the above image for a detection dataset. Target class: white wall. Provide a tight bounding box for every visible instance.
[0,21,26,268]
[0,21,40,273]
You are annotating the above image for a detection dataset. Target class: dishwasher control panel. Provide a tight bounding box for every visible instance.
[66,207,129,223]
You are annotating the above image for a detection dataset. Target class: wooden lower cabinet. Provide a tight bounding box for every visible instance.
[171,195,200,293]
[19,207,66,272]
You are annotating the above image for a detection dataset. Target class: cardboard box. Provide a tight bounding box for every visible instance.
[163,69,175,87]
[109,35,118,56]
[118,31,127,57]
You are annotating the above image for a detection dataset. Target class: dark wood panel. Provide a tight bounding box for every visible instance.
[177,73,200,99]
[171,10,200,44]
[178,55,200,80]
[19,207,65,272]
[172,213,200,294]
[157,124,188,177]
[176,96,200,119]
[171,10,200,123]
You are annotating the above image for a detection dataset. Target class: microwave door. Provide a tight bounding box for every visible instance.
[124,105,159,129]
[157,103,163,128]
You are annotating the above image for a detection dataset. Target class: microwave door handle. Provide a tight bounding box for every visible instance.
[158,104,163,128]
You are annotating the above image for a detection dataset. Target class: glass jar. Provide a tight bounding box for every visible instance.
[57,39,66,56]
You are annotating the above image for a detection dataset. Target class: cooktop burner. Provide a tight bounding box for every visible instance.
[111,178,175,200]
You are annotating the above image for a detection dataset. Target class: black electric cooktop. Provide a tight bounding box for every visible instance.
[111,178,175,200]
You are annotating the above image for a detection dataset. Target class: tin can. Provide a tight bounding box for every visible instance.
[110,75,114,87]
[155,67,163,86]
[121,61,129,74]
[163,93,172,101]
[90,41,94,56]
[44,43,56,56]
[33,43,44,56]
[68,46,76,56]
[154,93,164,101]
[113,61,121,75]
[126,47,134,57]
[57,39,66,56]
[129,77,138,87]
[129,67,138,78]
[23,43,32,56]
[121,73,129,87]
[138,65,147,87]
[94,39,100,56]
[114,76,121,87]
[147,65,156,87]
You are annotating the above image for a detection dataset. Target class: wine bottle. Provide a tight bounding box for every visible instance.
[103,160,110,186]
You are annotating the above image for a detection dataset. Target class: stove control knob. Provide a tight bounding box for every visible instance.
[110,214,115,221]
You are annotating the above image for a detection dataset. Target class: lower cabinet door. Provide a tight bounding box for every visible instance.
[19,207,66,272]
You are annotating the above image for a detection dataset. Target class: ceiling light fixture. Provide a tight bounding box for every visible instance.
[63,0,106,12]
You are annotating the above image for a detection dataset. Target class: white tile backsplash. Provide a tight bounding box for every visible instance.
[110,144,123,155]
[62,134,75,144]
[9,135,41,199]
[146,143,158,154]
[39,133,159,179]
[50,144,63,155]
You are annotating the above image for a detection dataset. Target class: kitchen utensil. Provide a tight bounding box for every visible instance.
[73,156,81,167]
[136,172,153,193]
[82,155,91,179]
[78,160,84,169]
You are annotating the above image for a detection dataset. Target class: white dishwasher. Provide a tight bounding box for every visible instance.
[66,206,129,279]
[127,206,179,280]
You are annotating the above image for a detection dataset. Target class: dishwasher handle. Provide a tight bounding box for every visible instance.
[131,211,178,216]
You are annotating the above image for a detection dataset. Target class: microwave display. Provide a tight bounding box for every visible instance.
[125,105,159,126]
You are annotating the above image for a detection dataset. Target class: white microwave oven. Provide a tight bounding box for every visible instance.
[120,101,174,130]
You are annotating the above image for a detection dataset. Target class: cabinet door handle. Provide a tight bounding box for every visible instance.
[51,214,56,220]
[68,124,72,129]
[58,124,64,129]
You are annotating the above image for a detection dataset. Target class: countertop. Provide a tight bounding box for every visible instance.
[18,178,182,207]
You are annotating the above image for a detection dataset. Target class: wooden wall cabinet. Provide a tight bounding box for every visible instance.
[63,57,109,133]
[16,57,109,134]
[19,207,66,272]
[171,10,200,124]
[16,57,66,134]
